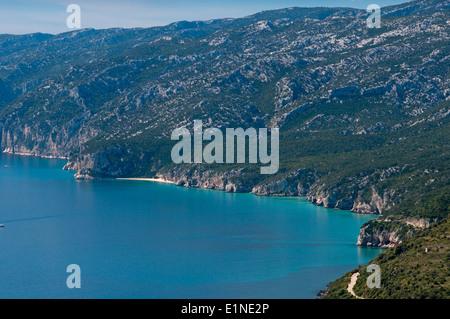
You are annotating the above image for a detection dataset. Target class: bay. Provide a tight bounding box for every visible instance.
[0,154,382,298]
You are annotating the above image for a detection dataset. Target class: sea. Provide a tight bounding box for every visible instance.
[0,154,382,298]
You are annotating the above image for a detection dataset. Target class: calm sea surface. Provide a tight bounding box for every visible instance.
[0,154,382,298]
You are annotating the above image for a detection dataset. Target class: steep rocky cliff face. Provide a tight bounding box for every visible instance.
[63,147,142,179]
[356,218,431,247]
[158,166,250,193]
[306,186,393,214]
[1,117,98,159]
[357,223,404,248]
[251,169,320,196]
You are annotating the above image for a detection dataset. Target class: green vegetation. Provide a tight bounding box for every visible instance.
[325,218,450,299]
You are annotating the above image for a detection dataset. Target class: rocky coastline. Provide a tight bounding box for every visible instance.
[1,146,423,248]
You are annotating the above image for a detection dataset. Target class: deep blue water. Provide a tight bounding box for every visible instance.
[0,154,382,298]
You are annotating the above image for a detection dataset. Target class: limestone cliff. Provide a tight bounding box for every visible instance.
[356,220,418,248]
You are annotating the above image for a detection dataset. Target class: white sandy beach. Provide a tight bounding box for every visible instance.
[117,177,176,184]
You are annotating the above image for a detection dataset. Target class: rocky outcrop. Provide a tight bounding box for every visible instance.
[403,218,432,229]
[63,148,133,179]
[251,169,320,196]
[307,187,355,211]
[158,166,251,193]
[356,220,418,248]
[306,181,395,214]
[351,187,394,214]
[1,125,69,159]
[63,155,95,179]
[274,78,303,110]
[0,115,98,159]
[357,224,402,248]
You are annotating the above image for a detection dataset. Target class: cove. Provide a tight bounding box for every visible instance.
[0,154,382,298]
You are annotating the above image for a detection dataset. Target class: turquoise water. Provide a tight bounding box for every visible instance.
[0,154,382,298]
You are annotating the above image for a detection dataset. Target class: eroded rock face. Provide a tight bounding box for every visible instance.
[1,118,98,159]
[351,188,393,215]
[157,166,251,193]
[357,224,402,248]
[404,218,431,229]
[305,179,396,214]
[64,148,133,179]
[251,169,320,197]
[355,217,428,248]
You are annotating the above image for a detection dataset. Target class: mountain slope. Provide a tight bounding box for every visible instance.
[324,217,450,299]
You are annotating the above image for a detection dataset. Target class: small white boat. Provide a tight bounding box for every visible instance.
[0,224,4,228]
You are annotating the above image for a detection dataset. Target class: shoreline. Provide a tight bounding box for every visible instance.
[1,150,69,160]
[116,177,176,184]
[2,151,380,298]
